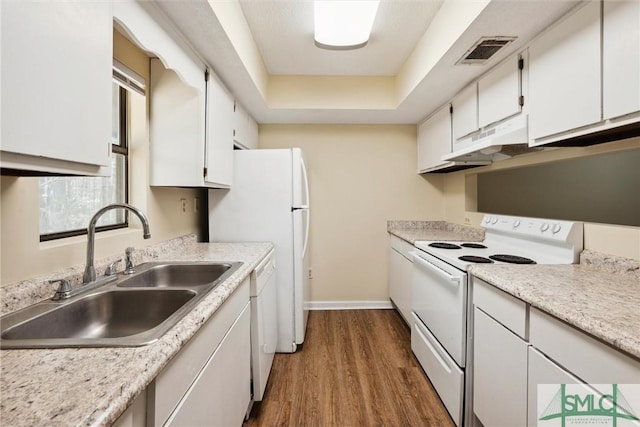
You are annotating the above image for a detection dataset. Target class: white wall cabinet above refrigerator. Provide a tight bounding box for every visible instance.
[233,102,259,150]
[529,0,640,147]
[1,1,113,176]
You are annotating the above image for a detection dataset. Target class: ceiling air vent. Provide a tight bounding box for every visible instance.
[457,37,517,65]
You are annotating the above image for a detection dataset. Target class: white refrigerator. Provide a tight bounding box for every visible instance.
[209,148,310,353]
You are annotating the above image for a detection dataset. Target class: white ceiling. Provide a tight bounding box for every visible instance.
[155,0,581,125]
[238,0,444,76]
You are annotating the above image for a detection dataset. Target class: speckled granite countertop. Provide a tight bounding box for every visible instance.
[0,235,273,427]
[387,220,484,244]
[469,250,640,360]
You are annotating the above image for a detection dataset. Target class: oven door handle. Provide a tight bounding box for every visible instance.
[411,252,463,285]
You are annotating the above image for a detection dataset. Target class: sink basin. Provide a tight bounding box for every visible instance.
[0,261,243,349]
[117,263,234,288]
[2,290,195,341]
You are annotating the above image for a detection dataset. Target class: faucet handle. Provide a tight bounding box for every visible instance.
[104,258,123,276]
[50,279,72,301]
[124,247,136,275]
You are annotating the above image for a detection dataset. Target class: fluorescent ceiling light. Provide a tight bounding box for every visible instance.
[314,0,380,50]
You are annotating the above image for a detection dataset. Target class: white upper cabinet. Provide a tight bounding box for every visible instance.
[116,1,234,188]
[149,59,207,187]
[1,1,112,175]
[602,0,640,120]
[417,105,453,173]
[478,54,522,128]
[528,2,602,143]
[451,84,478,142]
[206,73,235,187]
[233,102,259,150]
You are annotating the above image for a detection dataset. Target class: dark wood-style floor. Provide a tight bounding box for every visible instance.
[245,309,454,426]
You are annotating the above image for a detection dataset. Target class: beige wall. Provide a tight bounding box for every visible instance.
[442,137,640,260]
[260,124,443,303]
[0,30,201,285]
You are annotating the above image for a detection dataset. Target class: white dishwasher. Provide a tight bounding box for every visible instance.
[250,249,278,401]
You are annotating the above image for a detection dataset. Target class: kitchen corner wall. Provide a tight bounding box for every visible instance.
[0,30,202,286]
[442,136,640,261]
[259,124,444,304]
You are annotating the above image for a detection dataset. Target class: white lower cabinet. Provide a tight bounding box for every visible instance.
[473,307,528,427]
[388,235,413,325]
[166,305,251,426]
[473,277,640,427]
[147,278,251,427]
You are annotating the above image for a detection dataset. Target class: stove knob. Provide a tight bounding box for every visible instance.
[512,219,521,228]
[540,223,550,233]
[491,217,498,225]
[552,223,562,234]
[484,217,492,224]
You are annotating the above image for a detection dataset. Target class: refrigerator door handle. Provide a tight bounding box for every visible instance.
[301,156,310,209]
[299,156,310,259]
[302,208,310,259]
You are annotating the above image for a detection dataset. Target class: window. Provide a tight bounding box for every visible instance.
[39,83,129,241]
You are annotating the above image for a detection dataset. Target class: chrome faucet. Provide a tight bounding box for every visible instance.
[83,203,151,284]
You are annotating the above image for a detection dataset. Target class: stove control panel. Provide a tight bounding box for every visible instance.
[482,214,582,243]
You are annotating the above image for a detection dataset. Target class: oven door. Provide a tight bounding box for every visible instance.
[411,249,468,367]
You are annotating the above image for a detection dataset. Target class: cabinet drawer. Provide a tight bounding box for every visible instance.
[473,277,528,339]
[149,278,250,426]
[412,315,463,426]
[529,308,640,385]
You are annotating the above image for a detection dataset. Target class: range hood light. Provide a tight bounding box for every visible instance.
[314,0,380,50]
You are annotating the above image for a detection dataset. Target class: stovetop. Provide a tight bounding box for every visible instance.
[415,214,584,271]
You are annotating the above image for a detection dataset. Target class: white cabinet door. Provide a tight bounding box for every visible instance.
[478,54,522,128]
[452,84,478,142]
[529,1,601,141]
[417,105,452,173]
[206,72,235,187]
[167,304,251,427]
[603,0,640,120]
[388,237,412,326]
[149,59,206,187]
[233,102,259,150]
[473,307,528,427]
[1,1,112,175]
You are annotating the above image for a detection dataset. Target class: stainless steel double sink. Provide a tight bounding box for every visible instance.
[0,262,242,349]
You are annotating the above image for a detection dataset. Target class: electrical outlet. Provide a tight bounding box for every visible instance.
[308,268,313,280]
[194,197,200,213]
[464,217,471,224]
[180,198,187,215]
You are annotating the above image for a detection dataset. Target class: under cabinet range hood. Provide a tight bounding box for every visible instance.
[443,114,541,163]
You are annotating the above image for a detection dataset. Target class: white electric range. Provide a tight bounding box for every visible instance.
[410,214,583,426]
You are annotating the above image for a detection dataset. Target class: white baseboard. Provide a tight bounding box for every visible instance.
[307,300,394,311]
